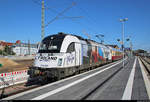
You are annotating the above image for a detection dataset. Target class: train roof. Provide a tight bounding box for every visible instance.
[42,32,122,52]
[44,32,109,47]
[43,32,67,41]
[44,32,86,41]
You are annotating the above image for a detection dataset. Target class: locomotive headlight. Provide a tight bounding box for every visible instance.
[58,58,63,66]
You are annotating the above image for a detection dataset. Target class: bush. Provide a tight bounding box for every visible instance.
[0,50,3,55]
[0,46,16,55]
[11,51,16,55]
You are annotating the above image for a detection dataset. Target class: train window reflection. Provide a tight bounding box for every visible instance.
[48,46,57,50]
[38,34,66,53]
[67,42,75,53]
[38,40,62,53]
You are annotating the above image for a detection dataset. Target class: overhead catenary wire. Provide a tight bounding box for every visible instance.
[67,0,103,40]
[74,7,118,44]
[70,0,116,45]
[32,0,91,39]
[32,0,57,13]
[45,2,76,28]
[71,1,100,31]
[32,0,81,26]
[32,0,112,45]
[32,0,83,40]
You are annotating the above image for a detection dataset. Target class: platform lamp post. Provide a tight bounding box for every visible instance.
[120,18,128,68]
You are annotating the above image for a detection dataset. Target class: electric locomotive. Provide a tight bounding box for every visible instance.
[28,32,122,82]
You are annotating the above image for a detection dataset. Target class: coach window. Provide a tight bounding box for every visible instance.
[67,42,75,53]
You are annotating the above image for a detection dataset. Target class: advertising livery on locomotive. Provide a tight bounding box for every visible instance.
[28,32,123,81]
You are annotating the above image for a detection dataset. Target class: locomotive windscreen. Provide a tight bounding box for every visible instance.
[38,34,66,53]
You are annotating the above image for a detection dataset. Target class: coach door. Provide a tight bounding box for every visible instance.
[74,42,81,67]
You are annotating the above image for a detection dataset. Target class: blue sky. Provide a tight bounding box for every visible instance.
[0,0,150,52]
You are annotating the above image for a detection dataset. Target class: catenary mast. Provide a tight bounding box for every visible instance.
[41,0,45,40]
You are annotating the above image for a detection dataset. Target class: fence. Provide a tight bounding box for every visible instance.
[0,70,29,89]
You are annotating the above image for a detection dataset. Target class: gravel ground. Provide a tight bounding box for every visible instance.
[0,59,33,73]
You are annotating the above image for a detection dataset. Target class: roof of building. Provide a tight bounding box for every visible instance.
[0,41,13,46]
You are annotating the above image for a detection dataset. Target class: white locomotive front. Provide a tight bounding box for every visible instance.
[28,32,116,82]
[28,33,81,81]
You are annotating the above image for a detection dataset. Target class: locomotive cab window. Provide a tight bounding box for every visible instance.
[38,35,65,53]
[67,42,75,53]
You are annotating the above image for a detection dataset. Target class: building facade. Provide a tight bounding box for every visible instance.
[12,43,38,56]
[0,40,38,56]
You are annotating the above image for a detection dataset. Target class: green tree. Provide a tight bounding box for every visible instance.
[4,45,10,55]
[0,50,3,55]
[3,45,16,55]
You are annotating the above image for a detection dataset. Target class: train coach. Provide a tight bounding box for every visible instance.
[107,46,123,61]
[28,32,122,82]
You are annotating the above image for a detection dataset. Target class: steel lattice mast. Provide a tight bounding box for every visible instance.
[41,0,45,40]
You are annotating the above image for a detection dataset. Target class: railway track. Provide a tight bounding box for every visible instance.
[0,78,59,99]
[139,57,150,74]
[0,82,37,99]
